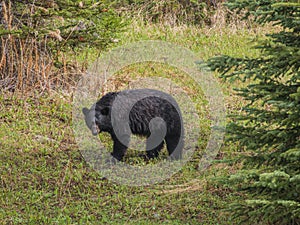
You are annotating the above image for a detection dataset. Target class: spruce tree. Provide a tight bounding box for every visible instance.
[208,0,300,224]
[0,0,124,91]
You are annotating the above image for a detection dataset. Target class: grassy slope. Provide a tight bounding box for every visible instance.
[0,20,264,224]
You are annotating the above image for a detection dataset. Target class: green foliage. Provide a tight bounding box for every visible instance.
[1,0,124,52]
[0,0,124,91]
[208,0,300,224]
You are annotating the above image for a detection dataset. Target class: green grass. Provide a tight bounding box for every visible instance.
[0,19,269,224]
[0,94,239,224]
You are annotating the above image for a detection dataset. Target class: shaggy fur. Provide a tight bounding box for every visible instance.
[83,89,184,161]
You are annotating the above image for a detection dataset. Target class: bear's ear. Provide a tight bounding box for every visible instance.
[100,107,109,115]
[82,107,89,116]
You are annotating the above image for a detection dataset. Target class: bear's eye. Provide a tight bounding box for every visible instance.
[100,107,109,115]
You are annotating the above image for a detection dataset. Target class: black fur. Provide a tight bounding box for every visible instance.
[82,89,184,161]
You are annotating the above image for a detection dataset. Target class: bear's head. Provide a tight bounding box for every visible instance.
[82,103,115,136]
[82,92,119,135]
[82,104,100,136]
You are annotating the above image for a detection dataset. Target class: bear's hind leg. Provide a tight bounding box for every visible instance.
[165,135,183,160]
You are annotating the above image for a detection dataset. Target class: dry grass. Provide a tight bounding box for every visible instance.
[0,0,277,95]
[0,1,83,94]
[117,1,251,29]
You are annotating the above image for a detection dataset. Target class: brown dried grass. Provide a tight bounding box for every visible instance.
[0,1,81,94]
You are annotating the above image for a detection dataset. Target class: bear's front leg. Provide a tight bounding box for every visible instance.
[111,133,130,161]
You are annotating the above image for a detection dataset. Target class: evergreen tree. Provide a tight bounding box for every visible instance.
[208,0,300,224]
[0,0,124,91]
[1,0,124,53]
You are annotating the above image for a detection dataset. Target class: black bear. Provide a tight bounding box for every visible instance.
[82,89,184,161]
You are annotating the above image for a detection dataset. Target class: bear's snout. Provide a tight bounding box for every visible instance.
[91,124,100,135]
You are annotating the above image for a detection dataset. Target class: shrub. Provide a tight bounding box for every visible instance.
[0,0,124,92]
